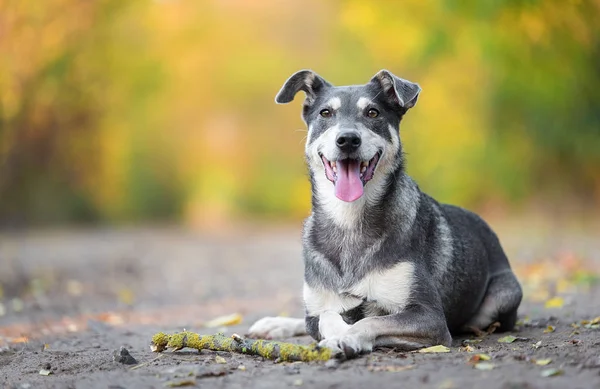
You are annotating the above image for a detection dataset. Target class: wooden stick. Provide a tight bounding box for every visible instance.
[150,331,333,362]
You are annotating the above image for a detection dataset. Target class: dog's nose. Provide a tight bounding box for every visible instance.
[336,132,361,152]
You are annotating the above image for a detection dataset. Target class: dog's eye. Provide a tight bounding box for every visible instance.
[320,109,332,118]
[367,108,379,118]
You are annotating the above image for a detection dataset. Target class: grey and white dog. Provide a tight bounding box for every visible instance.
[248,69,522,358]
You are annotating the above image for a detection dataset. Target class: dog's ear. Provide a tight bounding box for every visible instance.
[371,70,421,110]
[275,70,332,105]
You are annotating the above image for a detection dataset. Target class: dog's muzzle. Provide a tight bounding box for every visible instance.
[320,151,381,202]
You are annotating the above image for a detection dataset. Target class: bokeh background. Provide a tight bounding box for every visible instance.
[2,0,599,228]
[1,2,600,367]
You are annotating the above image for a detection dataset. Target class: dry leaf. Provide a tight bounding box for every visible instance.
[237,365,246,371]
[417,345,450,353]
[498,335,517,343]
[39,369,52,376]
[293,379,303,386]
[462,345,475,352]
[540,368,563,377]
[117,288,135,306]
[215,355,227,364]
[544,297,564,309]
[470,354,491,362]
[543,325,555,333]
[166,379,196,387]
[204,313,243,328]
[474,362,494,370]
[535,359,552,366]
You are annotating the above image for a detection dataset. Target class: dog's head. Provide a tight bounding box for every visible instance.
[276,70,420,203]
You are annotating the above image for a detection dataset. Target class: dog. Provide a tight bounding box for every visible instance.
[248,69,522,358]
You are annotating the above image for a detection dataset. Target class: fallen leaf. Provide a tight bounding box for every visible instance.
[237,365,246,371]
[166,379,196,387]
[215,355,227,364]
[591,317,600,325]
[462,345,475,352]
[39,369,52,376]
[474,362,495,370]
[535,359,552,366]
[117,288,135,306]
[498,335,518,343]
[540,368,563,377]
[204,313,243,328]
[293,379,303,386]
[532,341,542,349]
[545,297,564,309]
[469,354,491,362]
[417,345,450,353]
[543,325,555,333]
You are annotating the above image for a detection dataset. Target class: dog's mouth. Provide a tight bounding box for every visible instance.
[320,152,381,202]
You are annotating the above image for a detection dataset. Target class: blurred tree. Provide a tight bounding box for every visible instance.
[0,0,598,226]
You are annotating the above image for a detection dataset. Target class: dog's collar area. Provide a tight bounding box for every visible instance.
[319,152,381,202]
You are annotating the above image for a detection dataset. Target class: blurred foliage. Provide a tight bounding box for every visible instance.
[0,0,599,226]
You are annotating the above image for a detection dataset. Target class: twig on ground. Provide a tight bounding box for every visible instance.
[150,331,333,362]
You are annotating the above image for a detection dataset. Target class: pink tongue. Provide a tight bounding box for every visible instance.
[334,159,364,202]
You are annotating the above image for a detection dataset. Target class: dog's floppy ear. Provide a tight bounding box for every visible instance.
[371,70,421,110]
[275,70,332,105]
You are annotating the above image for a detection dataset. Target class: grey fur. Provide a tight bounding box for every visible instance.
[274,69,522,357]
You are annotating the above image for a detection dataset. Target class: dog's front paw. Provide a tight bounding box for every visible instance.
[318,335,373,359]
[247,317,305,339]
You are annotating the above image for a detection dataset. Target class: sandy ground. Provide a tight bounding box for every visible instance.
[1,222,599,389]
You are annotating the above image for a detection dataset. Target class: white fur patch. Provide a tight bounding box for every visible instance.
[304,262,415,316]
[327,97,341,110]
[318,311,351,339]
[303,283,363,316]
[356,97,371,110]
[247,317,306,339]
[319,333,373,356]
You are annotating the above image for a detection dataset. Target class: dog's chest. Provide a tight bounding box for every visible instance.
[304,261,415,317]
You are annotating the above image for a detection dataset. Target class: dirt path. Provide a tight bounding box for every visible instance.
[1,226,599,389]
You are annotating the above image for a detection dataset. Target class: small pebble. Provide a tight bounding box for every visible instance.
[113,346,138,365]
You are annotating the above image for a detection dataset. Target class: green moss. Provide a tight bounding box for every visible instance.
[150,331,333,362]
[151,332,170,352]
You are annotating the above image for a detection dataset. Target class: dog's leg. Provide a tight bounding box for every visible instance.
[461,270,522,333]
[318,305,451,358]
[247,317,307,339]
